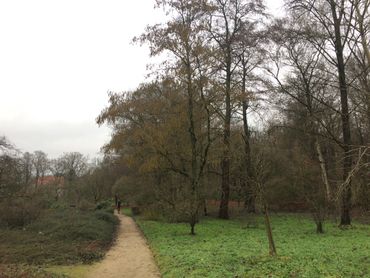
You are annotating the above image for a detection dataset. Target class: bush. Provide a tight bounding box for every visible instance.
[77,250,104,264]
[50,202,68,210]
[95,199,114,214]
[0,208,119,265]
[0,264,63,278]
[0,198,42,228]
[94,211,119,225]
[104,207,114,214]
[140,207,163,221]
[78,199,94,211]
[95,199,111,210]
[131,206,141,215]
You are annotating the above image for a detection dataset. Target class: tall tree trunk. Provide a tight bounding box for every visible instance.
[316,220,324,234]
[204,198,208,216]
[219,54,232,220]
[186,50,201,233]
[219,116,231,219]
[35,170,40,188]
[190,219,196,235]
[330,1,353,226]
[242,98,255,212]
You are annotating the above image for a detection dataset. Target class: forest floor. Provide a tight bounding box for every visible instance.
[137,213,370,277]
[87,212,160,278]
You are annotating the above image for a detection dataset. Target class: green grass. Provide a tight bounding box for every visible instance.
[0,264,67,277]
[0,207,119,266]
[122,207,133,216]
[45,265,92,278]
[137,214,370,277]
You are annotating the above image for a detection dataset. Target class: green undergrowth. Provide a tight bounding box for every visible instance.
[137,214,370,277]
[0,264,67,278]
[0,207,119,266]
[45,265,92,278]
[122,207,133,217]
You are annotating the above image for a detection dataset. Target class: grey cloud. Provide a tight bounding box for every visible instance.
[0,120,110,158]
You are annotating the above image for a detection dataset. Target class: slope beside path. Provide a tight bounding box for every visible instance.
[88,213,160,278]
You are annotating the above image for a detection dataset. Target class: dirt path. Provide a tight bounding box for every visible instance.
[88,213,160,278]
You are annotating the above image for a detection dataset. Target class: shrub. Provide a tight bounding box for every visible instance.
[131,206,141,215]
[0,198,42,228]
[0,264,63,278]
[77,250,104,264]
[95,199,112,210]
[50,202,68,210]
[94,211,119,225]
[140,207,163,221]
[0,207,118,265]
[78,199,94,211]
[104,207,114,214]
[95,199,114,214]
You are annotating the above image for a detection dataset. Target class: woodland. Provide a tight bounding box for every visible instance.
[97,0,370,236]
[0,0,369,277]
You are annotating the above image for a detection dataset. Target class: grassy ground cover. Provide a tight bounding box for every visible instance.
[0,206,118,270]
[137,214,370,277]
[0,264,66,278]
[45,265,92,278]
[121,207,133,217]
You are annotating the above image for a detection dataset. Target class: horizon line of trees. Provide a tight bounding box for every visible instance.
[0,136,123,228]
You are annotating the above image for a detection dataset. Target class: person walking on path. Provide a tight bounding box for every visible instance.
[114,194,118,208]
[117,199,121,214]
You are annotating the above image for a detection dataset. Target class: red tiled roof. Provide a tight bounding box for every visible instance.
[37,176,64,186]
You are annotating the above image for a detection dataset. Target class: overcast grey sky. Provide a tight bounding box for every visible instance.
[0,0,283,158]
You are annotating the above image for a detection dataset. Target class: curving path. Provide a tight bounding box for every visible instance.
[88,213,160,278]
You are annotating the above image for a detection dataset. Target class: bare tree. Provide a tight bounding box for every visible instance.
[21,152,34,187]
[32,151,49,187]
[206,0,266,219]
[57,152,88,182]
[237,25,267,212]
[286,0,358,225]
